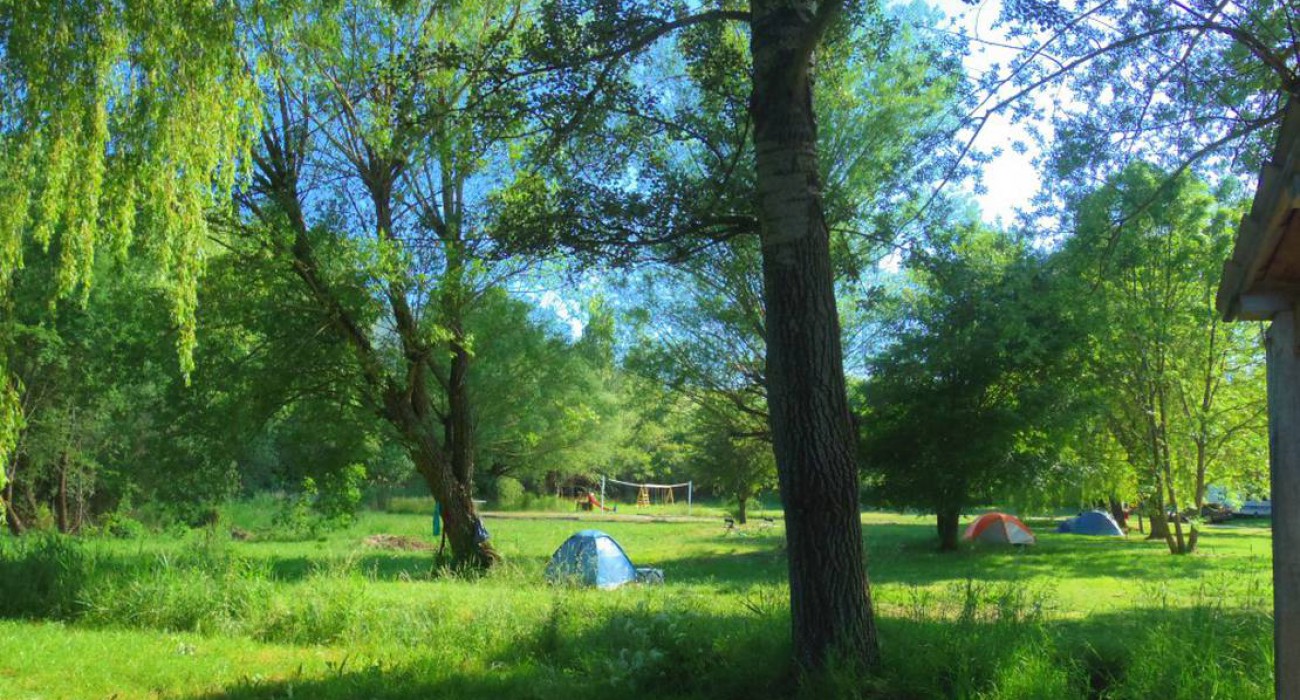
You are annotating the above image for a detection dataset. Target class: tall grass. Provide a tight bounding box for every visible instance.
[0,533,98,619]
[0,522,1274,698]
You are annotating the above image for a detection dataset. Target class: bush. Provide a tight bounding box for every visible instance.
[270,479,321,539]
[98,512,146,540]
[492,476,525,509]
[315,463,367,525]
[0,533,97,619]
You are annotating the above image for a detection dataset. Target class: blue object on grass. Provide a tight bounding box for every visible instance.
[545,530,637,589]
[1056,510,1125,536]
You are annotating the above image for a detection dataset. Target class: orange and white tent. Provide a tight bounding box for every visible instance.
[963,513,1036,545]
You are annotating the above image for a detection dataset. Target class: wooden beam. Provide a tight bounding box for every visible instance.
[1267,308,1300,700]
[1219,98,1300,320]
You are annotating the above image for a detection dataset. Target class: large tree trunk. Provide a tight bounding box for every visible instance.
[937,508,960,552]
[385,385,499,570]
[1146,497,1171,541]
[736,495,749,525]
[750,0,880,674]
[416,460,497,569]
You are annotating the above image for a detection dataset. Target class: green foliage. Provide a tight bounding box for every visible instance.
[490,476,525,509]
[500,1,968,266]
[2,248,249,532]
[314,464,368,526]
[995,1,1293,193]
[601,377,697,483]
[0,0,260,388]
[689,408,776,522]
[1057,163,1266,552]
[271,481,321,540]
[465,289,622,483]
[858,225,1085,535]
[96,509,146,540]
[0,533,96,619]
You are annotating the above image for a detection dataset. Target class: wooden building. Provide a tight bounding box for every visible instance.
[1216,97,1300,699]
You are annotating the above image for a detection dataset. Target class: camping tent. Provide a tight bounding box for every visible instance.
[545,530,637,589]
[1056,510,1125,536]
[963,513,1036,545]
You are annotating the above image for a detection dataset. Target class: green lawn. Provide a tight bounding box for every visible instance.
[0,510,1274,699]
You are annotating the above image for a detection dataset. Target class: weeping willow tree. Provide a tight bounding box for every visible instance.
[0,1,261,507]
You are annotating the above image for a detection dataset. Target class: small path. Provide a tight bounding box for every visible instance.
[479,510,723,524]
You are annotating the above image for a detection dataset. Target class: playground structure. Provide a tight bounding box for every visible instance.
[600,477,693,515]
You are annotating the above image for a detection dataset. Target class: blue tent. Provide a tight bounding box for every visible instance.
[545,530,637,589]
[1056,510,1125,536]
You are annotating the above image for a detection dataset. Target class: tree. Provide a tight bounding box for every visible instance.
[972,0,1297,211]
[2,243,268,534]
[506,2,969,670]
[0,0,259,512]
[690,401,776,524]
[231,0,560,567]
[857,225,1082,550]
[1059,163,1267,554]
[466,290,622,485]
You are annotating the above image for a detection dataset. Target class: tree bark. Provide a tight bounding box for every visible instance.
[937,508,960,552]
[1108,495,1128,530]
[736,495,749,525]
[2,474,23,536]
[56,451,70,534]
[751,0,879,674]
[3,451,25,536]
[1147,500,1171,541]
[384,385,499,570]
[1188,440,1208,553]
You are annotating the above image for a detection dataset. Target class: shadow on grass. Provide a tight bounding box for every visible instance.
[641,519,1270,596]
[177,601,1270,700]
[257,553,443,582]
[185,605,793,700]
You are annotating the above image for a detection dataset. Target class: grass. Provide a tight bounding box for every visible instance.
[0,508,1275,699]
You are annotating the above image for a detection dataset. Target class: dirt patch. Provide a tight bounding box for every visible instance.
[363,534,437,551]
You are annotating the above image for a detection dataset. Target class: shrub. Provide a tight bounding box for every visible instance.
[270,479,320,539]
[315,463,367,525]
[492,476,524,509]
[0,533,97,619]
[97,511,146,540]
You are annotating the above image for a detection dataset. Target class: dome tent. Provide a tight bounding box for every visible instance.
[545,530,638,589]
[1057,510,1125,536]
[963,513,1036,545]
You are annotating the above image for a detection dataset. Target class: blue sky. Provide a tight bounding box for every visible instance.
[929,0,1045,223]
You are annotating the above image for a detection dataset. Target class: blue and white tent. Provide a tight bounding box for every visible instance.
[1056,510,1125,536]
[545,530,638,589]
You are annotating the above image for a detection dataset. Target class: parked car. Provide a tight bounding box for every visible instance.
[1237,499,1272,518]
[1201,503,1234,524]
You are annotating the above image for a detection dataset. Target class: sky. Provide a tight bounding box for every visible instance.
[928,0,1046,223]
